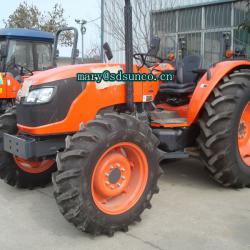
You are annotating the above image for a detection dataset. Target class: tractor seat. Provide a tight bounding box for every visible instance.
[160,55,203,95]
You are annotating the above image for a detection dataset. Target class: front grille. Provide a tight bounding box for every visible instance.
[17,77,85,127]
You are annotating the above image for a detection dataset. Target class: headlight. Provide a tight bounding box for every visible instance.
[24,87,55,104]
[16,79,33,103]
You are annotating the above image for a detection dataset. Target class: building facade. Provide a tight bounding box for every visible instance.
[151,0,250,67]
[104,0,249,66]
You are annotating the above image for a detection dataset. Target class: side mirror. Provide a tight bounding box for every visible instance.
[75,49,79,58]
[148,37,160,57]
[55,49,60,58]
[0,43,7,59]
[103,42,113,61]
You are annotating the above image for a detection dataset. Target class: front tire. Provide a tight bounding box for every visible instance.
[52,113,160,236]
[197,69,250,188]
[0,108,56,188]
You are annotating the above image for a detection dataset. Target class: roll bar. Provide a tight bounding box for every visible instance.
[52,27,79,67]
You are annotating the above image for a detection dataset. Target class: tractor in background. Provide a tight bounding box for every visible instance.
[0,0,249,236]
[0,27,79,113]
[0,28,54,112]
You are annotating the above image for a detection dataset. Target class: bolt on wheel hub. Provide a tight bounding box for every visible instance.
[238,122,247,139]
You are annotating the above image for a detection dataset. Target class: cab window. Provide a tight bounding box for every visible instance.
[6,40,52,71]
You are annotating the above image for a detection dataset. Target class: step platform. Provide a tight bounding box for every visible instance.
[150,110,187,124]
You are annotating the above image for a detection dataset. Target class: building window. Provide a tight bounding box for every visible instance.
[234,29,250,58]
[204,31,231,67]
[234,0,248,26]
[158,35,176,58]
[178,7,202,32]
[152,11,176,35]
[178,33,201,57]
[205,3,231,28]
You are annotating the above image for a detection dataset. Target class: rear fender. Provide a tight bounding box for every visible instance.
[187,60,250,124]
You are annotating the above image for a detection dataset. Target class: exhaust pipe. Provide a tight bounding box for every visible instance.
[124,0,134,111]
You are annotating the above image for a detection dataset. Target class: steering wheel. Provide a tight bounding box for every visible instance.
[6,61,33,76]
[14,63,33,76]
[133,53,163,68]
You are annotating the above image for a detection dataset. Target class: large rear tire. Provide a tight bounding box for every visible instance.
[52,113,160,236]
[0,108,56,188]
[197,68,250,188]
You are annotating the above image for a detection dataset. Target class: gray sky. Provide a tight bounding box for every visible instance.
[1,0,101,56]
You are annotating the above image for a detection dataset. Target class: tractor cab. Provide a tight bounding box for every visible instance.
[0,28,54,112]
[0,28,54,76]
[0,27,78,113]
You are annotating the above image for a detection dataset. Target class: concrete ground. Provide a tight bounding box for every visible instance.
[0,158,250,250]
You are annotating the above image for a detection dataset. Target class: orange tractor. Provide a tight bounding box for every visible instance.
[0,0,250,236]
[0,28,55,112]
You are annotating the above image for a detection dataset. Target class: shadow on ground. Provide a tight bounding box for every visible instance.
[160,158,221,190]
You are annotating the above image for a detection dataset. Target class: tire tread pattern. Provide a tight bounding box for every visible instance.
[197,68,250,188]
[53,113,160,236]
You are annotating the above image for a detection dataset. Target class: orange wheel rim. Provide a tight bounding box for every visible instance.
[14,156,55,174]
[91,142,148,215]
[238,101,250,167]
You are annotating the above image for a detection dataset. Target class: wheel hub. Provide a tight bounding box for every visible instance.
[91,142,148,215]
[93,152,131,197]
[14,156,55,174]
[108,167,121,184]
